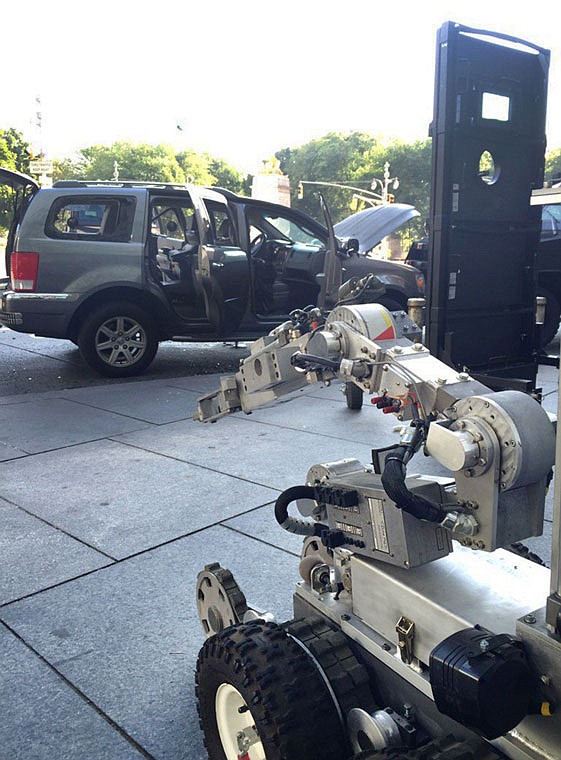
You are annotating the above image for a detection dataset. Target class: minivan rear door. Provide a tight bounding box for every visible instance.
[0,168,40,278]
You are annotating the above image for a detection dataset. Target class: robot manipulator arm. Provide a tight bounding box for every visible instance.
[195,303,554,552]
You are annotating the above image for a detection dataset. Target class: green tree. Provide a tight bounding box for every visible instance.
[205,155,246,193]
[276,132,432,233]
[78,142,185,182]
[276,132,378,222]
[0,128,31,232]
[545,148,561,183]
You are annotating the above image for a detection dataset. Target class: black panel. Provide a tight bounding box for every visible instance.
[426,22,550,388]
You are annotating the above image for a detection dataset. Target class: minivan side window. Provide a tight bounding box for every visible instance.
[45,196,136,242]
[204,201,237,246]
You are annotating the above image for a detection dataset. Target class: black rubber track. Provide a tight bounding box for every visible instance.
[284,616,376,717]
[196,620,348,760]
[352,733,503,759]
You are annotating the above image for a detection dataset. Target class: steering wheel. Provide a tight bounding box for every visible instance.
[250,232,266,257]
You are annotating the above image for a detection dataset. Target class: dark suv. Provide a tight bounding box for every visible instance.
[0,168,425,376]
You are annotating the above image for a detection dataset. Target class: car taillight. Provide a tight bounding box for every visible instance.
[10,252,39,292]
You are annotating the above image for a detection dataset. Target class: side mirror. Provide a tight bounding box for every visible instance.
[341,237,359,255]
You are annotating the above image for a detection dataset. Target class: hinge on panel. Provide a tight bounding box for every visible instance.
[396,615,415,664]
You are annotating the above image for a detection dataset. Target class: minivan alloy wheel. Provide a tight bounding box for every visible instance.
[95,315,147,367]
[78,301,159,377]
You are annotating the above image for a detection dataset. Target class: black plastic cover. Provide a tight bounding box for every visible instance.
[429,625,533,739]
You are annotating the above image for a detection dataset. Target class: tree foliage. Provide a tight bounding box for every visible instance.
[0,128,31,231]
[545,148,561,183]
[276,132,432,228]
[52,142,246,192]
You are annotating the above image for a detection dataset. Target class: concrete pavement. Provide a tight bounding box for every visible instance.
[0,364,558,759]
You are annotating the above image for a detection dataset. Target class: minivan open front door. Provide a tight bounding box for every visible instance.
[195,194,250,337]
[0,168,40,279]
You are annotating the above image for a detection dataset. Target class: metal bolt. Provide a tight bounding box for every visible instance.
[403,703,414,719]
[457,421,466,430]
[383,365,389,372]
[341,614,351,622]
[475,540,485,549]
[412,343,424,351]
[524,614,537,625]
[458,372,469,381]
[436,377,447,385]
[404,382,411,389]
[394,346,403,354]
[464,469,474,478]
[500,482,506,490]
[479,639,490,652]
[541,675,551,686]
[382,643,392,651]
[479,458,487,466]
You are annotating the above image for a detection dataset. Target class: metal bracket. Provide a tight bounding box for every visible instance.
[545,592,561,636]
[396,616,415,664]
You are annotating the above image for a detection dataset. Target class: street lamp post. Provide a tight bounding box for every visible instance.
[371,162,399,203]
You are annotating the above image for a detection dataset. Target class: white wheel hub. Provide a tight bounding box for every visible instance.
[215,682,266,760]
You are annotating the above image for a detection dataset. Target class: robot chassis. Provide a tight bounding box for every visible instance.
[194,300,561,760]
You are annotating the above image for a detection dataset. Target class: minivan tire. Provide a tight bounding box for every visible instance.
[78,302,159,377]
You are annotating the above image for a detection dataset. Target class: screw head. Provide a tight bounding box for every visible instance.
[524,613,537,625]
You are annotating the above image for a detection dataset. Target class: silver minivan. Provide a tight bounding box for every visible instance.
[0,168,424,376]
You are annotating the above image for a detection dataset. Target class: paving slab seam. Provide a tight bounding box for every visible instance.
[236,413,383,445]
[0,340,83,366]
[0,619,158,759]
[0,495,118,561]
[0,501,287,612]
[111,437,284,492]
[54,395,192,425]
[0,431,154,458]
[220,522,300,558]
[0,561,117,609]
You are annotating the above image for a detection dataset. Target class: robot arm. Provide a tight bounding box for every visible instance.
[195,303,555,554]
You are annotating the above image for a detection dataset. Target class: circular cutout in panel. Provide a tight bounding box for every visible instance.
[478,150,500,185]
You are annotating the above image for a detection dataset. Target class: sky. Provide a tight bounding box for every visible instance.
[1,0,560,174]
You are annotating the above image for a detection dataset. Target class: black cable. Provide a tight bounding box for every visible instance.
[274,486,326,536]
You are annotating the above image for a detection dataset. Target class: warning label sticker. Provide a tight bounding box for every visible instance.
[368,498,390,553]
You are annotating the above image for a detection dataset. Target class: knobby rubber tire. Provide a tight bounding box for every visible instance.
[196,620,348,760]
[78,301,159,377]
[284,616,376,717]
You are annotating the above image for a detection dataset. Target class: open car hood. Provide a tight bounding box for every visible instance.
[0,167,40,193]
[334,203,420,252]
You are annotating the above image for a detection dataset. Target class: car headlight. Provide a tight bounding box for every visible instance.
[416,273,425,292]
